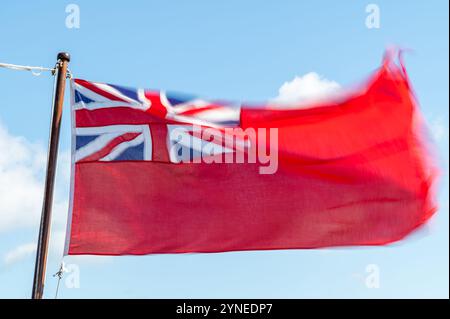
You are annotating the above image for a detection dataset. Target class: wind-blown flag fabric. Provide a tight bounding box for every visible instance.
[65,53,438,255]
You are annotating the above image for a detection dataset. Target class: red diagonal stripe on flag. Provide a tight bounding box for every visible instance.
[74,79,128,103]
[79,132,141,162]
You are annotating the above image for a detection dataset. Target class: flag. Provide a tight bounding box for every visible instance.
[64,52,438,255]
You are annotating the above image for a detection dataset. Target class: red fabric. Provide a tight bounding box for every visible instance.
[66,57,438,255]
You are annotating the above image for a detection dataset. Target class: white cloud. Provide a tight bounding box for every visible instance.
[0,123,46,232]
[0,121,70,233]
[3,242,36,266]
[429,117,448,142]
[3,230,67,266]
[272,72,341,106]
[0,120,72,266]
[0,121,108,267]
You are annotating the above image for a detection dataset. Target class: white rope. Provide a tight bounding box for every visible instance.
[0,61,56,76]
[53,260,66,299]
[66,67,73,79]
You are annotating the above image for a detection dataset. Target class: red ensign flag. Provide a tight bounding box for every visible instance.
[65,52,438,255]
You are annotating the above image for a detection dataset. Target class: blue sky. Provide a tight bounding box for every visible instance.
[0,0,448,298]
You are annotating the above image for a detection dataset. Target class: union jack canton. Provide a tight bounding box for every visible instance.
[72,79,244,164]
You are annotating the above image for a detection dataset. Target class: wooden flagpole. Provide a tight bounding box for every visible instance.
[32,52,70,299]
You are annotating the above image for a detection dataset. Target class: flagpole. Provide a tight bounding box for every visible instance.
[32,52,70,299]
